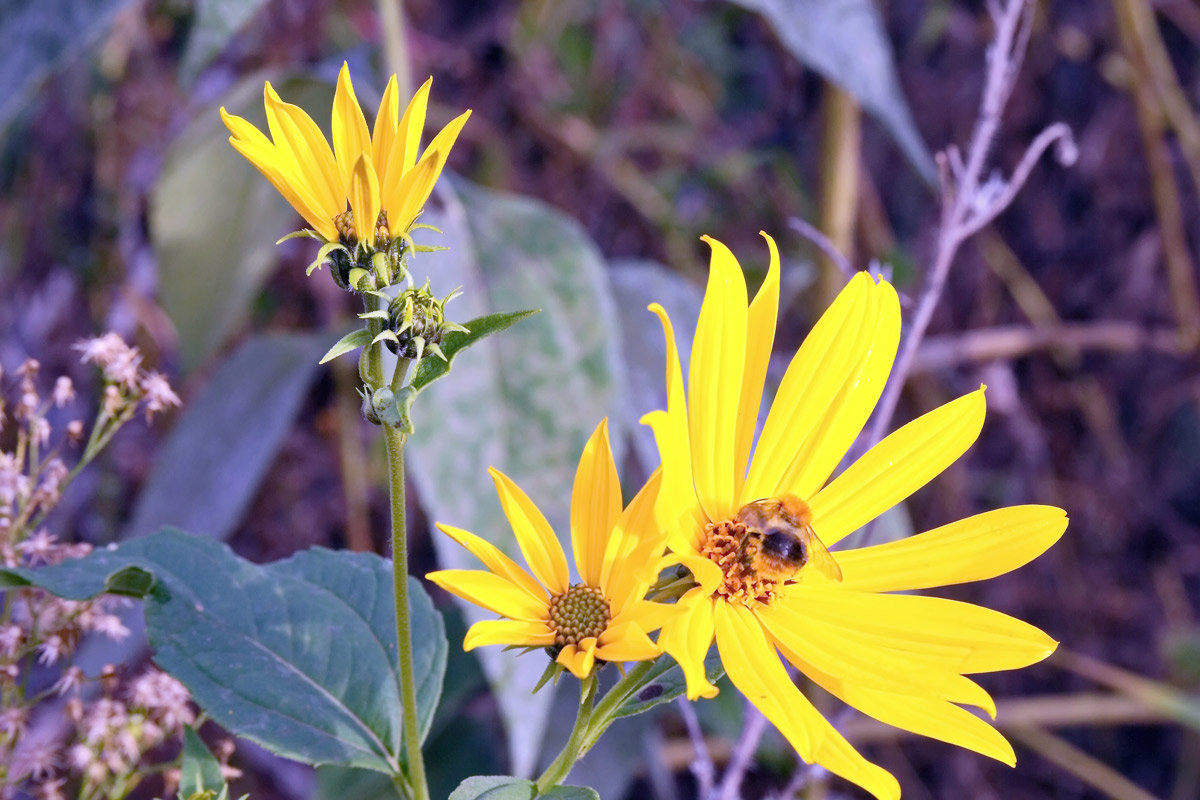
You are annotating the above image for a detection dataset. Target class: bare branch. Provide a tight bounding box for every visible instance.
[677,697,716,798]
[863,0,1073,463]
[913,322,1187,373]
[714,702,769,800]
[787,217,854,280]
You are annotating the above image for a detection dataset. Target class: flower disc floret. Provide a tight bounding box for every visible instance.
[699,520,779,606]
[548,584,612,646]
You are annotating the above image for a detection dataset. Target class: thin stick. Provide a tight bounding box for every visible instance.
[787,218,854,281]
[864,0,1076,454]
[714,700,769,800]
[677,697,715,798]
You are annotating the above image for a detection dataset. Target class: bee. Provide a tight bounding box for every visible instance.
[734,495,843,583]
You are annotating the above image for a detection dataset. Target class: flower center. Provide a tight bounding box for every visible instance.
[548,584,611,646]
[334,210,391,248]
[700,518,780,607]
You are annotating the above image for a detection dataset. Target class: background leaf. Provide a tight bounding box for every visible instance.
[409,177,624,777]
[125,333,327,541]
[179,0,271,84]
[448,776,535,800]
[1,529,446,776]
[538,788,601,800]
[0,0,134,132]
[179,726,228,799]
[728,0,936,183]
[150,73,333,371]
[612,655,725,720]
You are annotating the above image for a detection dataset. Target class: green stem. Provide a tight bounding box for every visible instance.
[579,660,655,751]
[383,423,429,800]
[536,673,599,792]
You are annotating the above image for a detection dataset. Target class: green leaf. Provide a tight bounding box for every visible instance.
[178,726,227,799]
[1,529,447,775]
[151,73,335,371]
[538,787,601,800]
[321,328,375,364]
[410,177,624,777]
[611,655,726,720]
[179,0,271,84]
[728,0,936,183]
[448,777,536,800]
[410,309,540,392]
[0,0,134,132]
[125,333,327,541]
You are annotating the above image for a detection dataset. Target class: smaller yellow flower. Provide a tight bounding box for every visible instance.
[427,419,672,679]
[220,64,470,248]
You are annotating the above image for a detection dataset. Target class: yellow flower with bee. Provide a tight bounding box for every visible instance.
[645,233,1067,800]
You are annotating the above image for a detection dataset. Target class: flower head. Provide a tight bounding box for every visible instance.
[427,419,671,679]
[221,64,470,249]
[644,234,1067,800]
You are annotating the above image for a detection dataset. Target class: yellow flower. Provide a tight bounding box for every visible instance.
[427,419,673,679]
[644,234,1067,800]
[220,64,470,247]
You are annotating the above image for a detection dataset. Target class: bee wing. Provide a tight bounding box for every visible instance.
[802,528,844,582]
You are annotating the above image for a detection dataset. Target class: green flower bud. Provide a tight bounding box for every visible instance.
[386,283,446,359]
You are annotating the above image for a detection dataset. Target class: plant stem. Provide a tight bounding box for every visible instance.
[581,660,655,749]
[536,673,599,792]
[383,423,429,800]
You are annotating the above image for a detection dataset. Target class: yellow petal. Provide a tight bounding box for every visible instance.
[602,470,665,612]
[557,639,598,679]
[642,303,705,551]
[780,278,901,501]
[571,419,621,587]
[434,523,548,603]
[838,505,1068,593]
[396,76,432,174]
[221,108,338,241]
[425,569,548,621]
[780,631,1015,764]
[733,232,780,498]
[490,467,569,595]
[792,587,1059,673]
[688,237,748,522]
[657,593,718,699]
[841,686,1016,765]
[760,600,996,716]
[332,63,373,195]
[463,619,555,650]
[743,272,874,502]
[263,83,343,219]
[713,603,900,800]
[596,621,660,662]
[371,75,400,175]
[809,387,987,547]
[614,599,678,636]
[349,154,380,248]
[383,111,471,230]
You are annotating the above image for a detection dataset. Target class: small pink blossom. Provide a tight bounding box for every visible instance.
[0,624,22,657]
[36,634,66,666]
[51,376,75,407]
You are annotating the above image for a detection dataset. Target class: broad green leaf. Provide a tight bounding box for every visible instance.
[0,0,133,132]
[151,73,334,371]
[179,726,227,799]
[611,655,725,720]
[410,309,540,392]
[314,767,401,800]
[179,0,271,84]
[321,328,374,364]
[410,177,624,777]
[449,777,535,800]
[125,333,327,541]
[539,788,601,800]
[0,529,447,775]
[728,0,936,183]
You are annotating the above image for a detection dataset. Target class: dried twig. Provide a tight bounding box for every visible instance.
[863,0,1077,453]
[788,217,855,281]
[676,697,716,798]
[714,699,769,800]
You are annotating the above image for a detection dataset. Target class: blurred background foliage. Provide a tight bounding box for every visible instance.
[2,0,1200,798]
